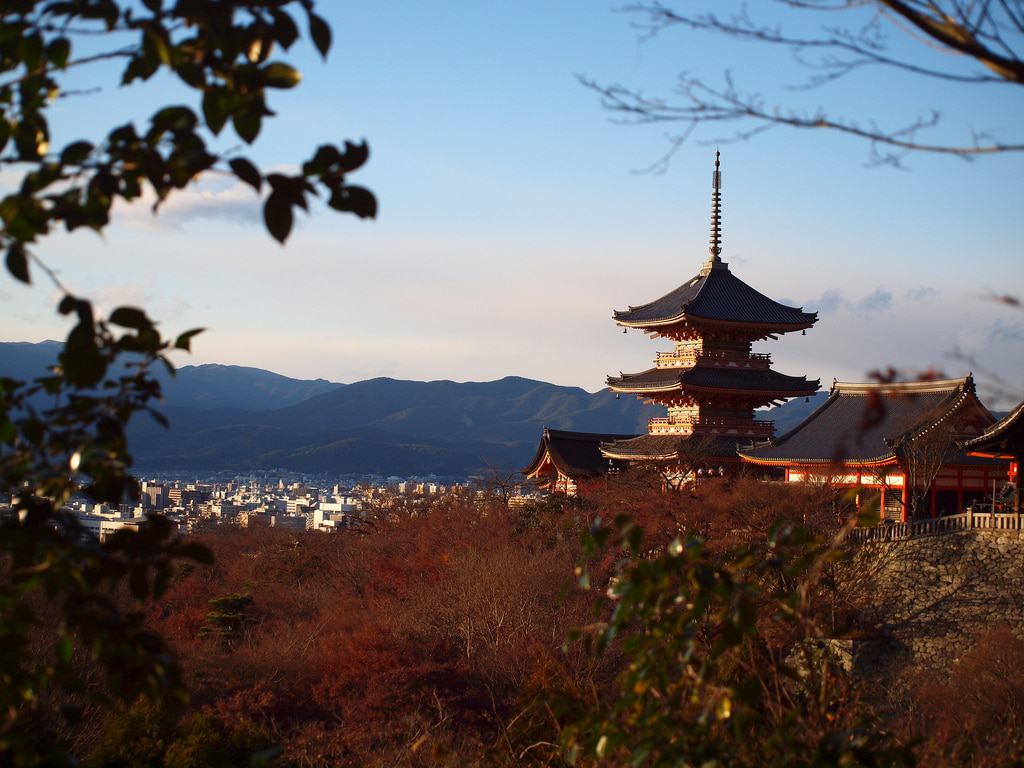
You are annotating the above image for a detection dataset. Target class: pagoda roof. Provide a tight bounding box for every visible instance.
[739,376,994,467]
[599,433,742,462]
[962,398,1024,459]
[613,261,817,331]
[607,365,820,398]
[523,428,637,480]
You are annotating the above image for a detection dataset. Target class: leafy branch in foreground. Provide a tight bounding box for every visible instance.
[586,0,1024,168]
[0,302,211,764]
[1,2,376,763]
[558,513,912,767]
[1,0,376,280]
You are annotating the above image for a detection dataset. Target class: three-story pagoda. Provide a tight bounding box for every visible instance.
[600,153,820,469]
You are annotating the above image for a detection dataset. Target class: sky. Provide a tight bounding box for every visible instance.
[2,1,1022,406]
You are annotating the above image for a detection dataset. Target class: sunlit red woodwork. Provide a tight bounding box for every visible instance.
[740,377,1010,521]
[963,398,1024,514]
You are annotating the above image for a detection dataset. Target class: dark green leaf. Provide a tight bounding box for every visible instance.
[109,307,152,330]
[328,185,377,219]
[60,140,93,165]
[338,140,370,172]
[262,62,302,89]
[6,244,30,283]
[47,37,71,68]
[173,327,205,351]
[233,110,261,144]
[229,158,261,191]
[309,13,332,58]
[202,89,229,135]
[263,191,293,243]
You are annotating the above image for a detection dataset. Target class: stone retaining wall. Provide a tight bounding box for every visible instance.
[852,529,1024,675]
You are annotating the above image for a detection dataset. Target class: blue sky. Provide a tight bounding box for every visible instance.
[2,1,1022,405]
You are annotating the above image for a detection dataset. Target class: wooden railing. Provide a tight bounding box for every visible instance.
[654,350,772,369]
[846,510,1024,544]
[648,417,774,436]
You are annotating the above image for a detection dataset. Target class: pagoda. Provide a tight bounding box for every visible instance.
[600,153,820,471]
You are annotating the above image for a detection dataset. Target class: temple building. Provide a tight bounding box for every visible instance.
[738,376,1009,520]
[600,153,820,473]
[963,398,1023,513]
[523,428,635,495]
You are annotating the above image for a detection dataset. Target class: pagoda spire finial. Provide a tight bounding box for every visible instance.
[702,150,726,275]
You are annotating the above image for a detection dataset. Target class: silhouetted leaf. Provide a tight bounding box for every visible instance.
[338,140,370,172]
[173,327,205,350]
[47,37,71,68]
[202,89,229,134]
[6,244,30,283]
[263,191,293,243]
[309,13,331,58]
[233,110,261,144]
[60,140,93,164]
[109,307,152,330]
[328,185,377,219]
[229,158,261,191]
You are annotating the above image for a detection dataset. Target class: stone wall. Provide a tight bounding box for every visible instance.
[851,529,1024,676]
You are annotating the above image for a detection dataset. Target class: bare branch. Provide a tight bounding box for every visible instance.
[595,1,1024,162]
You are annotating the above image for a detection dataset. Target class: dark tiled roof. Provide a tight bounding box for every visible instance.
[963,398,1024,457]
[599,433,742,461]
[739,377,990,466]
[607,365,820,396]
[523,428,637,478]
[613,264,817,330]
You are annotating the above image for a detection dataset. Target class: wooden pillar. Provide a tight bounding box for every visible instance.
[1014,454,1022,516]
[957,467,963,512]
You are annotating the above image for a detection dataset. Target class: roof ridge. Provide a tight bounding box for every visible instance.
[833,376,971,395]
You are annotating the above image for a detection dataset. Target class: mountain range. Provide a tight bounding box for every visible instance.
[0,341,826,476]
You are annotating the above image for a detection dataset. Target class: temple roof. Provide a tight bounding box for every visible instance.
[612,263,817,331]
[739,376,993,467]
[607,365,820,397]
[963,398,1024,459]
[599,433,742,462]
[523,428,637,479]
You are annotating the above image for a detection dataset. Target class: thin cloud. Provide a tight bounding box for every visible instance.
[905,286,939,301]
[113,180,261,230]
[855,289,893,312]
[806,288,846,315]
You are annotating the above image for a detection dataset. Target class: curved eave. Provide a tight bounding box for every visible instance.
[962,398,1024,454]
[737,452,899,468]
[965,449,1015,460]
[607,380,821,399]
[600,446,680,462]
[612,312,816,334]
[607,379,682,394]
[522,433,552,477]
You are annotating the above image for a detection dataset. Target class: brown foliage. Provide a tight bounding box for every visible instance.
[907,626,1024,766]
[138,499,598,766]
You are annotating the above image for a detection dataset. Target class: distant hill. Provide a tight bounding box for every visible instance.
[0,341,340,411]
[1,340,844,476]
[125,376,658,475]
[1,341,658,475]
